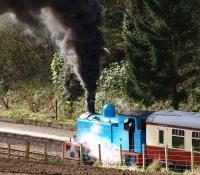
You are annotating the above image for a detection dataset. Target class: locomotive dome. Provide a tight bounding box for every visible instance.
[146,110,200,130]
[102,103,116,118]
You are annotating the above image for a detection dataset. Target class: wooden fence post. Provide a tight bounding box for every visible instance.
[191,147,194,173]
[98,144,102,164]
[142,144,146,170]
[25,142,30,160]
[62,143,65,161]
[120,144,123,166]
[165,146,168,172]
[55,99,58,120]
[80,144,83,166]
[44,143,48,161]
[7,144,11,158]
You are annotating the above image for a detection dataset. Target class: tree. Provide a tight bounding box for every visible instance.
[0,24,54,84]
[99,0,125,66]
[51,53,84,117]
[51,53,84,102]
[99,60,128,93]
[124,0,200,109]
[0,24,55,109]
[99,0,146,67]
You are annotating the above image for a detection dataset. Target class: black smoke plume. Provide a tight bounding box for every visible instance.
[0,0,105,113]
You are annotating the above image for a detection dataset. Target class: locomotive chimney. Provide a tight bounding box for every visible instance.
[86,91,96,113]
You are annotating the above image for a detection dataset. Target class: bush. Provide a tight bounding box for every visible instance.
[95,61,134,114]
[184,166,200,175]
[99,60,128,93]
[146,159,161,173]
[51,53,65,85]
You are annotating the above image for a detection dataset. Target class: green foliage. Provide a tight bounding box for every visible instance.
[123,0,200,110]
[51,53,65,85]
[0,24,54,109]
[183,86,200,112]
[51,53,84,101]
[58,63,84,102]
[184,166,200,175]
[99,0,125,66]
[99,61,128,92]
[0,1,200,121]
[146,159,161,173]
[95,61,137,114]
[0,79,10,96]
[0,24,54,85]
[73,97,87,116]
[51,53,84,116]
[123,13,156,106]
[95,91,133,114]
[19,83,55,112]
[0,99,76,126]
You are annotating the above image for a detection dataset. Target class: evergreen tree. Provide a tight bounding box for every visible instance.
[99,0,125,66]
[124,0,200,109]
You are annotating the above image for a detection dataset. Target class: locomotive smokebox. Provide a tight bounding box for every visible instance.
[103,103,116,118]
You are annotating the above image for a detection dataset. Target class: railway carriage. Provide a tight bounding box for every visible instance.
[66,104,200,165]
[146,110,200,165]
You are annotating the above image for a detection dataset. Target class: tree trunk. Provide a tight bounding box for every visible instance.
[0,97,9,109]
[172,85,179,110]
[172,98,179,110]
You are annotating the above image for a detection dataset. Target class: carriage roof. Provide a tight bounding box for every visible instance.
[146,110,200,130]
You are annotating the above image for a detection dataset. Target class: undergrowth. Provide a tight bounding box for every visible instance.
[93,159,199,175]
[0,100,76,126]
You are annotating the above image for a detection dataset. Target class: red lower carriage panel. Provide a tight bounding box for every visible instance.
[146,145,200,165]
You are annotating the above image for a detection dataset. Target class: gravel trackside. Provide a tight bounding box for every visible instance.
[0,158,161,175]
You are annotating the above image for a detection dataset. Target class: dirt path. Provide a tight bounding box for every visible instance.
[0,158,153,175]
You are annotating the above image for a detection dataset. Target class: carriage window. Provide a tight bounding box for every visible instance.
[159,130,164,144]
[172,129,185,149]
[192,131,200,152]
